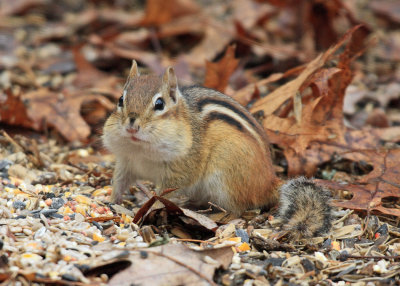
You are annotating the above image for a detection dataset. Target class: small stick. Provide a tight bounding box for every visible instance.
[149,27,163,55]
[300,270,316,279]
[1,130,23,152]
[360,203,371,238]
[175,238,217,245]
[31,139,44,167]
[208,201,227,213]
[197,206,213,213]
[146,251,217,286]
[340,254,400,261]
[136,182,154,199]
[86,216,121,223]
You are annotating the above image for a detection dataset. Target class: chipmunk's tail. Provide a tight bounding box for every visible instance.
[278,177,333,239]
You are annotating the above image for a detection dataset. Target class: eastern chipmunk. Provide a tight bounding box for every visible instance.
[103,61,332,238]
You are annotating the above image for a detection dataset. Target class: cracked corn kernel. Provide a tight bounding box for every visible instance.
[237,242,250,252]
[63,206,73,215]
[93,233,105,242]
[75,195,91,205]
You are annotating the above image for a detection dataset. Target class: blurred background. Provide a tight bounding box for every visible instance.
[0,0,399,144]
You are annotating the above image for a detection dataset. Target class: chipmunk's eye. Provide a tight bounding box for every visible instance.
[118,95,124,107]
[154,98,165,111]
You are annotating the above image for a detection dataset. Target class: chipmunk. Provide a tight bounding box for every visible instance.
[103,61,332,238]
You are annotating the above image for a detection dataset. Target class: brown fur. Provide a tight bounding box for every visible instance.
[278,177,332,239]
[103,62,332,238]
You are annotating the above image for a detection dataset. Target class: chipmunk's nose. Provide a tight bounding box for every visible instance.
[126,117,139,134]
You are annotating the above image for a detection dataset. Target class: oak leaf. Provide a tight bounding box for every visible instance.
[133,189,218,232]
[249,25,374,176]
[204,45,239,93]
[318,149,400,217]
[23,88,114,141]
[109,243,232,286]
[141,0,199,26]
[0,89,33,128]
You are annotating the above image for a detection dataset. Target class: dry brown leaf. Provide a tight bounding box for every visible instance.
[157,15,204,38]
[204,45,239,93]
[107,43,167,76]
[0,89,33,128]
[133,191,218,232]
[231,0,276,30]
[370,0,400,24]
[141,0,200,26]
[318,149,400,217]
[23,89,113,141]
[109,243,231,286]
[181,208,218,231]
[232,84,260,106]
[232,73,284,106]
[154,0,274,67]
[0,0,45,16]
[72,47,120,94]
[187,22,234,66]
[250,53,326,115]
[249,25,372,175]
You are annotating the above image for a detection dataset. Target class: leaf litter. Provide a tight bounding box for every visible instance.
[0,0,400,285]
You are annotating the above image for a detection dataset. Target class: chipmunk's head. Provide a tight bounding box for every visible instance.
[103,61,192,160]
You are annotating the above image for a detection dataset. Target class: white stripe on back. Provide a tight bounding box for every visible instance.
[201,104,264,148]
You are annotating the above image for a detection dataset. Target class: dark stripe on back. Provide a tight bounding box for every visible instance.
[197,98,259,131]
[205,112,243,131]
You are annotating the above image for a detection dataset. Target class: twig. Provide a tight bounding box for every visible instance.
[146,251,217,286]
[31,139,44,168]
[2,131,45,168]
[1,130,24,152]
[174,238,217,245]
[149,27,163,55]
[208,201,227,213]
[136,182,154,199]
[86,216,121,223]
[333,209,354,225]
[340,254,400,261]
[360,202,371,238]
[300,270,316,279]
[270,230,289,241]
[197,206,213,213]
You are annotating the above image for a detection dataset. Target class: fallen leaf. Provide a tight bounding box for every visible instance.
[0,89,33,128]
[0,0,45,16]
[249,25,373,175]
[370,0,400,24]
[186,18,235,66]
[23,88,114,141]
[107,43,167,75]
[141,0,200,26]
[133,191,218,232]
[232,72,284,106]
[181,208,218,231]
[319,149,400,217]
[190,244,234,269]
[72,47,121,97]
[109,243,228,286]
[250,52,326,116]
[204,45,239,93]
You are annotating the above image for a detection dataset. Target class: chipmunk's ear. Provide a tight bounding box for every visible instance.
[162,66,179,102]
[127,60,140,81]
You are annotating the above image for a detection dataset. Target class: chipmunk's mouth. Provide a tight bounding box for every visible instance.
[130,135,149,143]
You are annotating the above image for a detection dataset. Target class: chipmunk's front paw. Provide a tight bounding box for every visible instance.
[110,190,123,204]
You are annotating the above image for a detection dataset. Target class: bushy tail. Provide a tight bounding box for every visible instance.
[278,177,332,239]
